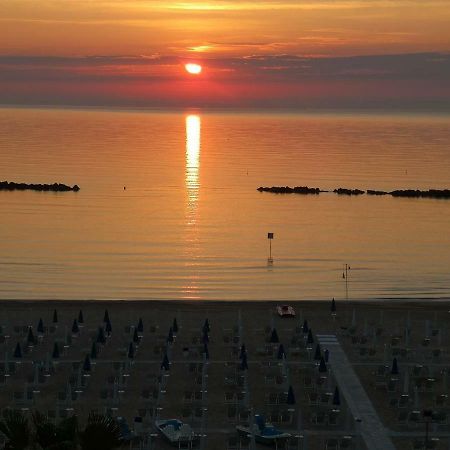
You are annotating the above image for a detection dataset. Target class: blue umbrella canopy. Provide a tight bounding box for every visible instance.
[391,357,399,375]
[167,327,174,344]
[133,328,140,344]
[90,341,98,359]
[239,344,247,360]
[203,343,209,360]
[314,344,322,361]
[78,310,84,324]
[105,319,112,335]
[137,318,144,333]
[96,327,106,344]
[128,342,135,359]
[172,318,179,333]
[103,309,110,323]
[318,356,327,373]
[27,327,36,344]
[161,353,170,371]
[83,354,91,372]
[202,329,209,344]
[277,344,286,360]
[14,342,22,358]
[324,348,330,362]
[52,342,60,359]
[240,353,248,371]
[307,329,314,345]
[37,318,44,334]
[331,298,336,313]
[302,320,309,334]
[71,319,79,334]
[333,386,341,406]
[202,318,210,333]
[270,328,279,344]
[52,309,58,324]
[287,385,296,405]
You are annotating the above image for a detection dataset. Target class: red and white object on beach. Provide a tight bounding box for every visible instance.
[277,305,296,318]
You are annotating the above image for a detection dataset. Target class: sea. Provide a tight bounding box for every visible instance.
[1,107,450,301]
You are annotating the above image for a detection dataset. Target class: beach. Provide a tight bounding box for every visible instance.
[1,299,449,449]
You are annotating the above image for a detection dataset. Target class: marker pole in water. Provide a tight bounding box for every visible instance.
[267,232,274,264]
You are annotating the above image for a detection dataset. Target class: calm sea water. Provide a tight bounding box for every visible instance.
[1,107,450,301]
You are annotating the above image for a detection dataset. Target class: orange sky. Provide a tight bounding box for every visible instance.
[1,0,449,109]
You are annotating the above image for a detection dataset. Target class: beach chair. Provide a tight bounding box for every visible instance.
[325,438,338,450]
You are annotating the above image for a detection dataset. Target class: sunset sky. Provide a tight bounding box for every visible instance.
[1,0,449,109]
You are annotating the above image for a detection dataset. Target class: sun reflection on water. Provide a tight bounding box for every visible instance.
[185,114,201,224]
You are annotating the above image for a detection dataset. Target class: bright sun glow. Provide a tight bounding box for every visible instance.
[185,63,202,74]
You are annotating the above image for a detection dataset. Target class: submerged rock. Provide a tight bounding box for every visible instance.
[333,188,365,196]
[257,186,321,194]
[0,181,80,192]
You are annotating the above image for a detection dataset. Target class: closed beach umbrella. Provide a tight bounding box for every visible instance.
[239,344,247,360]
[105,319,112,335]
[27,327,35,345]
[52,309,58,324]
[14,342,22,358]
[167,327,174,344]
[202,318,210,333]
[78,310,84,324]
[333,386,341,406]
[90,341,98,359]
[133,328,140,344]
[71,319,79,334]
[52,342,60,359]
[161,353,170,371]
[318,357,327,373]
[172,318,178,333]
[202,329,209,344]
[103,309,110,323]
[96,327,106,344]
[324,348,330,362]
[287,385,296,405]
[302,320,309,334]
[37,318,44,335]
[83,354,91,372]
[128,342,135,359]
[203,343,209,360]
[137,318,144,333]
[277,344,286,360]
[331,298,336,313]
[391,357,399,375]
[307,329,314,345]
[240,353,248,371]
[270,328,279,344]
[314,344,322,361]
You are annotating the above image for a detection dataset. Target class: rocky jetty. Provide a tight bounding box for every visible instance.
[390,189,450,199]
[333,188,365,196]
[0,181,80,192]
[367,190,388,195]
[257,186,321,194]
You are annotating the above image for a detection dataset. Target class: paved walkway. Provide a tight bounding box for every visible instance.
[317,334,396,450]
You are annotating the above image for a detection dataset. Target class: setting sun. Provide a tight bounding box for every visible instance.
[185,63,202,75]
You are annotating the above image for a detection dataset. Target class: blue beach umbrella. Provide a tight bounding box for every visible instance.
[105,319,112,336]
[167,327,174,344]
[37,318,44,335]
[333,386,341,406]
[128,342,135,359]
[52,342,60,359]
[287,385,296,405]
[302,320,309,334]
[14,342,22,358]
[137,318,144,334]
[314,344,322,361]
[172,318,178,333]
[203,343,209,360]
[270,328,279,344]
[133,328,140,344]
[27,327,36,345]
[202,319,210,333]
[103,309,110,323]
[277,344,286,360]
[83,354,91,372]
[331,298,336,313]
[78,310,84,324]
[202,329,209,344]
[52,309,58,324]
[240,353,248,371]
[96,327,106,345]
[161,353,170,371]
[318,356,327,373]
[71,319,79,334]
[391,358,399,375]
[239,344,247,360]
[90,341,98,359]
[307,329,314,345]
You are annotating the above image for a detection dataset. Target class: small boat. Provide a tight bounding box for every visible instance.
[236,414,291,445]
[155,419,198,447]
[277,305,296,318]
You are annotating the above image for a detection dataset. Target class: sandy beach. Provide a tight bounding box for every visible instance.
[0,299,449,449]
